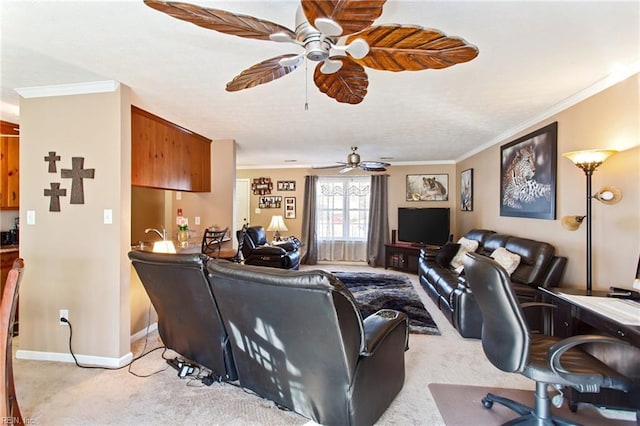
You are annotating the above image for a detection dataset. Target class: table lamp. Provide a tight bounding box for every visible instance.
[267,215,288,241]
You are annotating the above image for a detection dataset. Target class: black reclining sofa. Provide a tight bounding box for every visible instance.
[418,229,567,338]
[128,251,238,380]
[129,250,409,426]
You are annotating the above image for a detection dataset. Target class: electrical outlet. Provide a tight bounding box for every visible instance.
[59,309,69,325]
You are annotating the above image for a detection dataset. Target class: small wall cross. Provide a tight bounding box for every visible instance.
[61,157,95,204]
[44,183,67,212]
[44,151,61,173]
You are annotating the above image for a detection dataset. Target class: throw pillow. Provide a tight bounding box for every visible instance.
[435,243,460,268]
[490,247,521,275]
[449,237,480,270]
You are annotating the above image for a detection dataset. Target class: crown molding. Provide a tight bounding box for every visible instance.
[456,63,640,163]
[15,80,120,99]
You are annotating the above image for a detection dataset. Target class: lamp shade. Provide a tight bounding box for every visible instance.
[593,185,623,204]
[562,149,617,172]
[561,215,585,231]
[267,215,288,232]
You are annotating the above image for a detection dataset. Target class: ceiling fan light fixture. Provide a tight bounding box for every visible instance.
[314,17,343,37]
[320,59,343,74]
[269,32,296,43]
[345,38,370,59]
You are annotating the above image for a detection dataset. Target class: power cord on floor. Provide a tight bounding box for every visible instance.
[60,314,168,377]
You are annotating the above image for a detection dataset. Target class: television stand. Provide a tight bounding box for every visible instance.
[385,243,436,274]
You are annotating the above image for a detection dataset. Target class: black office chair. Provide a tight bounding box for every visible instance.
[463,252,634,425]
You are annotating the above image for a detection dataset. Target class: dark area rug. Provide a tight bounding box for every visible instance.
[333,271,440,335]
[430,383,636,425]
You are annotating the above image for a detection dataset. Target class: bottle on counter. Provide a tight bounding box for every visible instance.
[177,216,189,248]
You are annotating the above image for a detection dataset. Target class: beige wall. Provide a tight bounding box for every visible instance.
[456,74,639,291]
[237,163,458,244]
[18,82,133,365]
[239,75,639,292]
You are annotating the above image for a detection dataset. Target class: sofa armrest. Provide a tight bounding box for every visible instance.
[419,248,437,261]
[457,275,470,290]
[273,241,298,252]
[251,245,287,256]
[361,309,409,355]
[539,256,567,288]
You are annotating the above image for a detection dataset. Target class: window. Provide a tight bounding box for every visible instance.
[317,176,370,241]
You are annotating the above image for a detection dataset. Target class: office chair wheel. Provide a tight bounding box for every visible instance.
[482,396,494,409]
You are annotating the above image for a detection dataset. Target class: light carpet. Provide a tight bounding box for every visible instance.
[13,263,618,425]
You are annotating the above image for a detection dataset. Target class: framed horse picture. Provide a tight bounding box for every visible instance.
[500,122,557,219]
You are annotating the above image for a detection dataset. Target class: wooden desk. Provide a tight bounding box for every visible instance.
[539,287,640,413]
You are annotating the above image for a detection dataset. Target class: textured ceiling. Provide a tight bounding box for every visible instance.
[1,1,639,169]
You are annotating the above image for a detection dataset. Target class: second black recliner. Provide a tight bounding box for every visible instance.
[240,226,300,270]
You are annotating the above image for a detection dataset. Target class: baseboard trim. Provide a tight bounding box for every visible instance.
[16,349,133,368]
[130,322,158,342]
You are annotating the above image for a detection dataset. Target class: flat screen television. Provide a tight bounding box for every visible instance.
[397,207,450,246]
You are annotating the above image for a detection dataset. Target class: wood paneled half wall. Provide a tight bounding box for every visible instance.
[131,106,211,192]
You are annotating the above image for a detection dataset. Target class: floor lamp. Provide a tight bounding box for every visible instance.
[561,149,617,295]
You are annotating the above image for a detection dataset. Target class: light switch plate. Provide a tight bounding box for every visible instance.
[195,216,200,225]
[27,210,36,225]
[104,209,113,224]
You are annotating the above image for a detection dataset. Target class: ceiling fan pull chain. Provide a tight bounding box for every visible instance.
[304,57,309,111]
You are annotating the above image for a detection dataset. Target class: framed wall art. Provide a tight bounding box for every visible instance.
[258,195,282,209]
[460,168,473,211]
[252,177,272,195]
[500,122,557,219]
[406,174,448,201]
[284,196,296,219]
[277,180,296,191]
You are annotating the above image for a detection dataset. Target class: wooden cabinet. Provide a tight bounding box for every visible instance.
[0,121,19,210]
[384,243,422,273]
[131,106,211,192]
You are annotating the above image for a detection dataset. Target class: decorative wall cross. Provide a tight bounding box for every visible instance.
[44,183,67,212]
[44,151,61,173]
[61,157,95,204]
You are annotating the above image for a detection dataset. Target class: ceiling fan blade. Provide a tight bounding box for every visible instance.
[339,166,356,174]
[347,25,479,71]
[312,162,346,170]
[360,165,387,172]
[301,0,386,36]
[226,54,302,92]
[144,0,296,42]
[313,58,368,104]
[360,160,390,168]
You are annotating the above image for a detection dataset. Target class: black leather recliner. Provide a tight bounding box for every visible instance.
[206,259,409,426]
[128,251,237,381]
[240,226,300,270]
[463,252,634,424]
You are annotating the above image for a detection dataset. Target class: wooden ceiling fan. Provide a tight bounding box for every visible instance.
[313,146,390,173]
[144,0,479,104]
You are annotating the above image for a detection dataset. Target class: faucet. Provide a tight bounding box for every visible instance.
[145,228,167,240]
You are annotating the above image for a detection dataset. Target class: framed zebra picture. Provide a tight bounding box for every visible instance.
[500,122,557,219]
[460,168,473,211]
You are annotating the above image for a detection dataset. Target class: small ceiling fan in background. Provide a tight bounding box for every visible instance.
[144,0,479,104]
[313,146,390,173]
